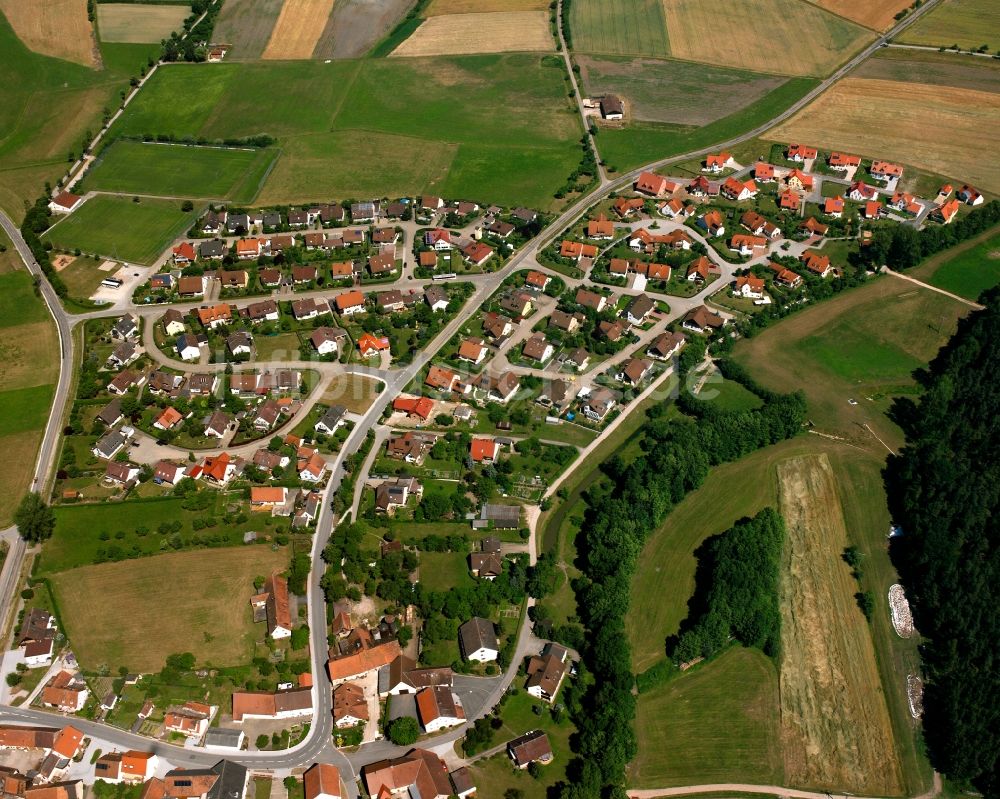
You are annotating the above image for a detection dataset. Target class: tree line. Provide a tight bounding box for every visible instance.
[885,287,1000,798]
[551,353,806,799]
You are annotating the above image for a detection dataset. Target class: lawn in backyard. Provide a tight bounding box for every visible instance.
[417,550,474,592]
[43,196,198,265]
[82,140,278,202]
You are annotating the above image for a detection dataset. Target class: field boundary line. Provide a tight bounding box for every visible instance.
[882,267,985,309]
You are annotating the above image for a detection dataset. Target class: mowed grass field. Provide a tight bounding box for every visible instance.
[44,195,199,265]
[898,0,1000,49]
[813,0,913,31]
[631,648,783,787]
[212,0,284,59]
[321,374,383,414]
[96,3,190,43]
[83,140,278,202]
[50,546,290,672]
[776,454,901,794]
[391,11,554,56]
[0,270,57,525]
[568,0,669,56]
[662,0,872,76]
[910,225,1000,301]
[767,75,1000,194]
[261,0,335,59]
[579,55,787,125]
[0,0,96,66]
[105,55,584,209]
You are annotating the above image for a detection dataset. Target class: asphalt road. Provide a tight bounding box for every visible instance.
[0,0,947,783]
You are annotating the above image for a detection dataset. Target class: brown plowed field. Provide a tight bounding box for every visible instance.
[777,454,902,795]
[212,0,285,59]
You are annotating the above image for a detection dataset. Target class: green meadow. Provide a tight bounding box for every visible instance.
[103,54,585,209]
[43,195,199,264]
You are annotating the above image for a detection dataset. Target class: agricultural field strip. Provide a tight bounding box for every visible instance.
[391,11,555,57]
[777,454,901,795]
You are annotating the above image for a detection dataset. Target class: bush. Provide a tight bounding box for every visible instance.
[387,716,419,746]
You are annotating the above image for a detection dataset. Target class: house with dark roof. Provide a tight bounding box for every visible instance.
[458,617,498,662]
[508,730,553,768]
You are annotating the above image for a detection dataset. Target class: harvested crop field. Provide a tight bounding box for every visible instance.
[0,0,97,66]
[662,0,872,76]
[898,0,1000,50]
[767,76,1000,193]
[261,0,335,59]
[777,454,901,795]
[96,3,190,43]
[314,0,416,58]
[426,0,547,13]
[811,0,912,31]
[392,11,553,56]
[50,546,291,672]
[209,0,284,59]
[569,0,669,57]
[578,55,786,125]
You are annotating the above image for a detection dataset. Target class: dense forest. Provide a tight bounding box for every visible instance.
[552,348,806,799]
[672,508,785,663]
[887,288,1000,798]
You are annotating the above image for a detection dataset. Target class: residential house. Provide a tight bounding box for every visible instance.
[823,196,845,218]
[462,241,494,267]
[586,214,614,240]
[334,291,367,316]
[105,461,140,486]
[368,253,396,277]
[198,239,226,261]
[416,687,465,733]
[848,181,879,202]
[733,275,766,300]
[477,371,520,404]
[801,251,833,278]
[828,152,861,171]
[582,388,617,421]
[508,730,553,769]
[499,291,533,319]
[245,299,279,324]
[889,192,922,215]
[112,314,138,340]
[786,144,817,162]
[704,152,735,173]
[153,460,186,485]
[204,410,232,439]
[92,430,127,460]
[457,337,487,365]
[291,298,331,321]
[426,365,458,392]
[482,312,513,340]
[618,358,652,387]
[332,683,369,729]
[263,571,292,639]
[863,200,884,219]
[425,229,452,250]
[41,672,88,713]
[227,331,253,358]
[779,189,801,211]
[871,160,904,182]
[386,432,435,464]
[613,197,645,217]
[754,163,776,182]
[740,211,781,239]
[682,306,726,334]
[375,478,423,514]
[163,309,186,336]
[799,217,829,237]
[721,177,758,201]
[729,234,767,257]
[458,618,498,662]
[292,265,319,285]
[161,759,248,799]
[393,396,434,421]
[424,286,449,312]
[315,405,348,435]
[549,309,583,333]
[686,255,719,283]
[469,550,503,580]
[559,240,598,261]
[48,191,83,214]
[575,288,606,313]
[235,239,263,260]
[766,261,803,288]
[648,331,685,361]
[197,304,232,330]
[218,270,249,290]
[932,198,961,225]
[470,438,499,464]
[785,168,813,192]
[599,320,624,341]
[697,209,726,237]
[525,643,569,703]
[626,293,655,325]
[522,333,554,363]
[957,185,983,205]
[362,750,453,799]
[230,687,312,723]
[304,764,342,799]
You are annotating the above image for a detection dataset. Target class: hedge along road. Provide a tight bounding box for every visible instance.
[0,0,948,780]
